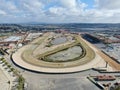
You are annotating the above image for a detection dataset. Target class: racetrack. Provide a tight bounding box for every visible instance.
[12,32,108,73]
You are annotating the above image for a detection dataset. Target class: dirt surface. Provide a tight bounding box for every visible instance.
[82,36,120,71]
[12,33,108,73]
[20,33,95,68]
[97,50,120,70]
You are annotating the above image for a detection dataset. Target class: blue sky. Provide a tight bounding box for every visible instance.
[0,0,120,23]
[81,0,95,9]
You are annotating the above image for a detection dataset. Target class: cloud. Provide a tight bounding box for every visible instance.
[18,0,45,17]
[0,0,120,23]
[0,9,6,15]
[48,7,65,16]
[47,0,87,17]
[95,0,120,10]
[0,0,19,14]
[60,0,77,9]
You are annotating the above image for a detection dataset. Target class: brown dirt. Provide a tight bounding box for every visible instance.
[97,50,120,70]
[80,35,120,70]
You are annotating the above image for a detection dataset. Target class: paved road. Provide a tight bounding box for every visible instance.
[0,69,9,90]
[4,54,120,90]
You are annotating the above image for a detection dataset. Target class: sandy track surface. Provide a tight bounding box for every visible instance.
[12,33,110,73]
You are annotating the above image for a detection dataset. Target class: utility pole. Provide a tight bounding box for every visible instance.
[105,61,108,68]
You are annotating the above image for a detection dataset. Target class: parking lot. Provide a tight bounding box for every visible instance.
[23,75,100,90]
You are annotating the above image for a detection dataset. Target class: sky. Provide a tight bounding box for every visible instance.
[0,0,120,23]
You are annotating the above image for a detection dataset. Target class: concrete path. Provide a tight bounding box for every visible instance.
[0,61,17,90]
